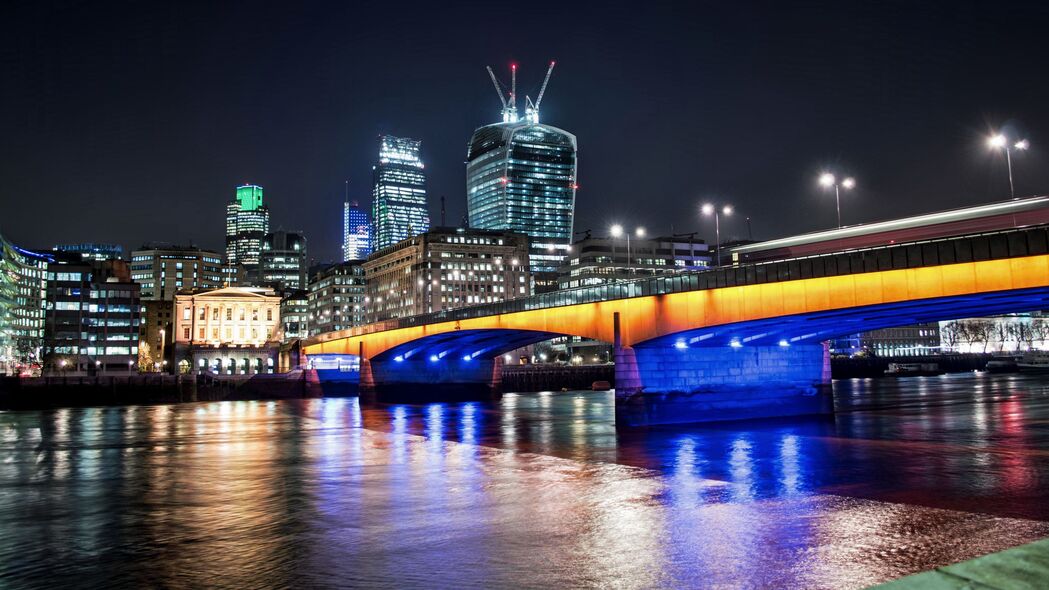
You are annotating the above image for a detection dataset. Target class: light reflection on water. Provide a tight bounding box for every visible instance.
[1,373,1049,588]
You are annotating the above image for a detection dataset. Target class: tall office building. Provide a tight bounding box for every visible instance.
[466,63,577,291]
[260,230,307,292]
[225,184,270,277]
[371,136,429,250]
[343,200,372,261]
[0,232,49,375]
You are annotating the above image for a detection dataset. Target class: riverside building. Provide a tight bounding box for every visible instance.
[42,257,141,375]
[0,233,50,375]
[557,234,711,289]
[363,227,531,323]
[306,261,367,336]
[171,286,282,374]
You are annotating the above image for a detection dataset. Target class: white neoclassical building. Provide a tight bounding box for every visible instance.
[172,286,282,375]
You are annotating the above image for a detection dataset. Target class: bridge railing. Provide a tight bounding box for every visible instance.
[312,224,1049,342]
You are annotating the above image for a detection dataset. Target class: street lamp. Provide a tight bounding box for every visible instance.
[819,173,856,229]
[987,133,1030,199]
[610,224,646,277]
[701,203,733,266]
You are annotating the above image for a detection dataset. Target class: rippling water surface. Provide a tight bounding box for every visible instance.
[3,372,1049,589]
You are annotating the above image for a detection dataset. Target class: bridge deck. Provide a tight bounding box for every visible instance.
[308,224,1049,347]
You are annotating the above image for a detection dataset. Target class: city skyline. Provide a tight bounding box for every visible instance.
[3,3,1049,262]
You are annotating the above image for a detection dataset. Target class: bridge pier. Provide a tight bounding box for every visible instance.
[362,356,504,403]
[615,343,832,426]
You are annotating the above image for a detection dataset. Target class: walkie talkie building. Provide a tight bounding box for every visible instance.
[466,62,576,292]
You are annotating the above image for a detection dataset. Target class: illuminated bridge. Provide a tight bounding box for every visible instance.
[305,200,1049,425]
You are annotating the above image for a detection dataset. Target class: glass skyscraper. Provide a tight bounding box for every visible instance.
[225,184,270,278]
[343,200,373,261]
[466,118,577,284]
[371,136,429,251]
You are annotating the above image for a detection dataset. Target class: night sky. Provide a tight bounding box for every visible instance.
[2,1,1049,261]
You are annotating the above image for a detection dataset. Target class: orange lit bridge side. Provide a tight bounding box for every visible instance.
[304,254,1049,361]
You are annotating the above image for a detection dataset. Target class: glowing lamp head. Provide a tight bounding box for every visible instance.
[722,205,733,216]
[636,227,646,238]
[701,203,715,216]
[819,173,835,187]
[841,177,856,190]
[1015,139,1030,150]
[610,224,624,237]
[988,134,1007,149]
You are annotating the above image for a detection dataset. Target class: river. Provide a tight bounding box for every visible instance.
[2,372,1049,588]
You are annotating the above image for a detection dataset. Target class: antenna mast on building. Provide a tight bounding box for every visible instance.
[440,195,446,226]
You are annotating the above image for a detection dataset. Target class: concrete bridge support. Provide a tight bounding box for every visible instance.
[615,342,833,426]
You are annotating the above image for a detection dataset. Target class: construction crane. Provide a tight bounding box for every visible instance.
[486,61,557,124]
[524,61,556,124]
[486,66,507,112]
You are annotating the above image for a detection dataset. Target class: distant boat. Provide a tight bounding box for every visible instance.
[1018,352,1049,373]
[591,380,612,391]
[985,356,1019,374]
[884,362,943,377]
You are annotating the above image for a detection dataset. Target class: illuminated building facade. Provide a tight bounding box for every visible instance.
[307,261,367,336]
[172,286,282,374]
[557,234,711,289]
[280,289,309,341]
[53,243,123,261]
[42,258,141,375]
[466,120,577,291]
[0,233,49,375]
[225,184,270,278]
[363,227,531,323]
[371,136,429,250]
[129,245,225,301]
[343,200,372,261]
[260,230,307,292]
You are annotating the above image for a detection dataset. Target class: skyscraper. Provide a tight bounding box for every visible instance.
[343,200,372,261]
[371,136,429,250]
[225,184,270,278]
[466,63,577,291]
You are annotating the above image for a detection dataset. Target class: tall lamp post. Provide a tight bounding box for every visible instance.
[819,173,856,229]
[610,224,646,277]
[701,203,732,266]
[988,134,1029,199]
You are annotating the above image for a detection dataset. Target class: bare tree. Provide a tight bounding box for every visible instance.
[940,321,961,351]
[1009,322,1033,352]
[1032,320,1049,349]
[993,320,1011,352]
[960,320,994,353]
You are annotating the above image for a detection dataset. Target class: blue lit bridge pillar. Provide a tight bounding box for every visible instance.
[615,330,832,426]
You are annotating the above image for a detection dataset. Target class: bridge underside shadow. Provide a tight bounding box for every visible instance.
[363,329,570,402]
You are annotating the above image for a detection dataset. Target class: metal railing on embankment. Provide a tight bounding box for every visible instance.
[501,364,614,393]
